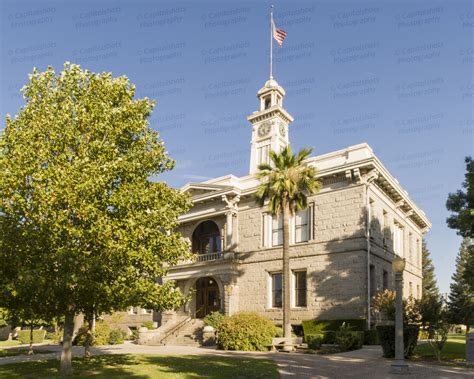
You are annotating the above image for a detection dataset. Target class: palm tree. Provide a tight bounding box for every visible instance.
[255,145,321,350]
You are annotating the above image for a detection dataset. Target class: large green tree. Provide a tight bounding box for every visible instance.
[255,145,321,350]
[447,237,474,331]
[418,239,443,336]
[0,63,191,375]
[421,239,440,298]
[446,156,473,238]
[446,156,474,292]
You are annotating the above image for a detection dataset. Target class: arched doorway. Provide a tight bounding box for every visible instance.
[192,221,221,255]
[195,276,220,318]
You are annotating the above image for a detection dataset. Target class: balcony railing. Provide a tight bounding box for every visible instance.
[173,251,235,266]
[196,252,223,262]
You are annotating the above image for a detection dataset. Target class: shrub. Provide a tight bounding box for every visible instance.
[373,290,421,324]
[141,321,155,330]
[108,329,125,345]
[73,321,110,346]
[203,312,225,329]
[217,312,276,351]
[363,329,379,345]
[274,327,284,337]
[322,331,337,344]
[335,323,363,352]
[301,319,367,336]
[46,329,63,343]
[305,334,323,350]
[427,323,449,362]
[17,330,46,344]
[376,325,419,358]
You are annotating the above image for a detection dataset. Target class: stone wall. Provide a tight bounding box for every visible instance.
[235,184,368,323]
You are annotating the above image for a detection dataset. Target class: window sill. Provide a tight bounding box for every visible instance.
[261,240,314,250]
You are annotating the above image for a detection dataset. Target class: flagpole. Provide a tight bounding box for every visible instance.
[270,5,273,80]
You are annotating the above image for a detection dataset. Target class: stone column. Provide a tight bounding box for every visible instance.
[222,195,240,251]
[226,211,234,250]
[222,275,239,316]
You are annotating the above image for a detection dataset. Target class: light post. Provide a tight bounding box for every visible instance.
[391,256,409,374]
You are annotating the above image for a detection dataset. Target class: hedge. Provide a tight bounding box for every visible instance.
[376,325,419,358]
[305,334,323,350]
[335,330,364,352]
[73,321,110,346]
[17,330,46,344]
[203,311,225,329]
[302,319,367,336]
[322,331,337,344]
[108,329,125,345]
[217,312,276,351]
[363,329,380,345]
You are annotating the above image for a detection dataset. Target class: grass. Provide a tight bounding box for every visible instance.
[413,334,466,363]
[0,354,280,378]
[0,339,54,348]
[0,348,55,358]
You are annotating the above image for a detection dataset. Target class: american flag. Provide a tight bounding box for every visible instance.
[272,19,287,47]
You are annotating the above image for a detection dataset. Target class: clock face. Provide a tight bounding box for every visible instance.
[258,122,271,137]
[279,123,286,137]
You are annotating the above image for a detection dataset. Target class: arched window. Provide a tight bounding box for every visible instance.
[192,221,221,255]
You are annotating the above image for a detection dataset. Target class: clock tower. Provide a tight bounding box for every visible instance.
[247,78,294,174]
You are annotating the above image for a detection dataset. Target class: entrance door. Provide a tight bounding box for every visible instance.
[195,277,220,318]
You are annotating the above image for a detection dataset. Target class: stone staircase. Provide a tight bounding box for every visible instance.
[150,318,204,346]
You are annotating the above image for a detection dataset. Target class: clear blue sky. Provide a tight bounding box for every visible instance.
[1,0,472,294]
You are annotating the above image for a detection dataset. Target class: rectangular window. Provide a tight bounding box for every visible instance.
[383,270,388,290]
[257,144,270,166]
[369,199,375,234]
[417,238,421,266]
[295,209,309,243]
[417,284,420,299]
[271,273,282,308]
[409,281,413,297]
[409,232,413,262]
[383,210,389,245]
[272,215,283,246]
[370,265,375,298]
[393,221,404,256]
[294,271,307,307]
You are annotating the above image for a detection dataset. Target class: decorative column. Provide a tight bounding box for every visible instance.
[222,194,240,250]
[222,276,239,316]
[391,256,409,374]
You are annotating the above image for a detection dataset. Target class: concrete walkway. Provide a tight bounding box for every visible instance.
[0,342,472,378]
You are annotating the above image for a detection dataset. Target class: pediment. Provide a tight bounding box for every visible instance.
[181,183,233,198]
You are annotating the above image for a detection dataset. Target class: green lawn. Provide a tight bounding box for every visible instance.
[0,340,21,348]
[0,354,280,378]
[413,334,466,362]
[0,348,55,358]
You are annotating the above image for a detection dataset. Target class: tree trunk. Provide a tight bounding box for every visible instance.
[60,311,75,376]
[84,313,94,358]
[28,324,34,355]
[282,197,292,352]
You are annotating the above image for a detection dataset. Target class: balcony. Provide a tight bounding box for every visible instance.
[196,252,224,262]
[173,251,236,267]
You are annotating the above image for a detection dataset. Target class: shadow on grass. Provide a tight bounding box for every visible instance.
[0,354,279,378]
[0,349,55,358]
[141,355,279,378]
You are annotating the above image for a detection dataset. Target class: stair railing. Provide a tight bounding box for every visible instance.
[159,315,192,345]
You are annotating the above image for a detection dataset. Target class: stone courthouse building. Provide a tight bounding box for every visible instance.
[148,76,432,336]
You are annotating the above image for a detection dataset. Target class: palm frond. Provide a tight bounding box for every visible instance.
[254,144,321,215]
